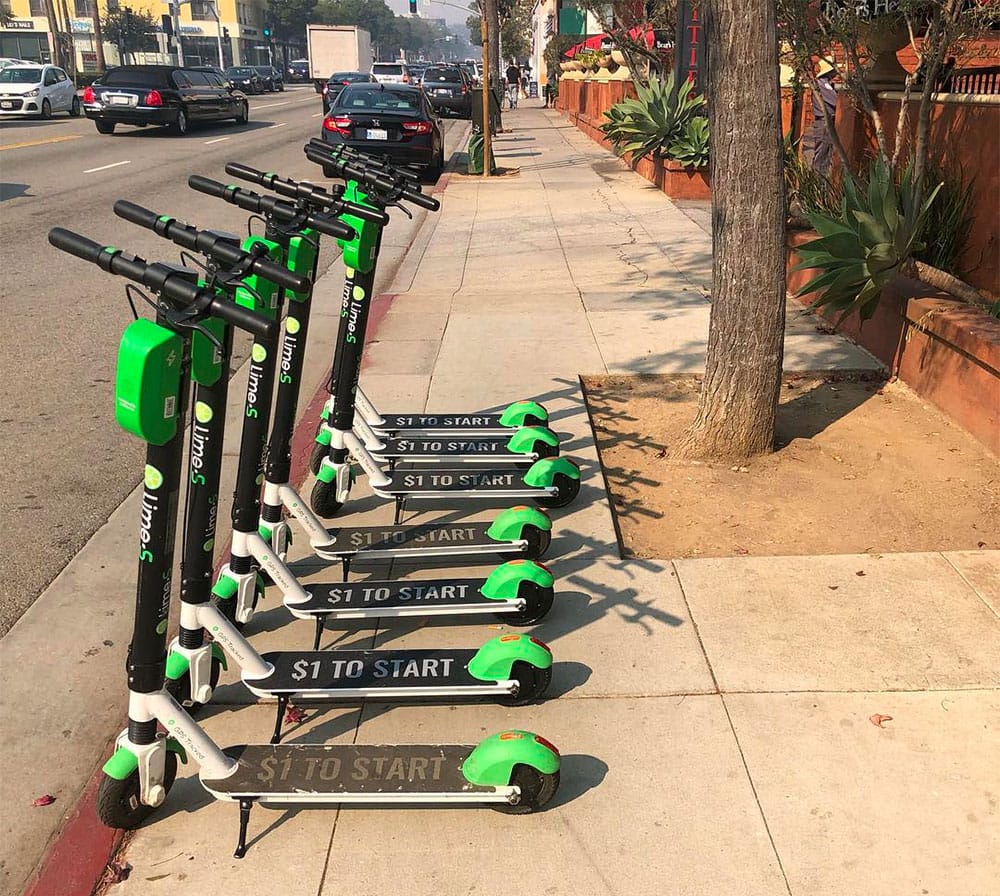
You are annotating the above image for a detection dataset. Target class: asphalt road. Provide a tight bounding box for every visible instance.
[0,87,448,635]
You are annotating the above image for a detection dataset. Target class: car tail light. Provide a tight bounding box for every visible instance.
[82,86,95,103]
[322,84,328,95]
[144,90,163,107]
[401,120,432,135]
[402,74,410,83]
[324,115,352,136]
[462,86,468,94]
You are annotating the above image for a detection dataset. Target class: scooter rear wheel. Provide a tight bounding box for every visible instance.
[496,581,555,626]
[96,750,178,829]
[495,765,560,814]
[502,523,550,562]
[535,472,580,509]
[497,660,552,706]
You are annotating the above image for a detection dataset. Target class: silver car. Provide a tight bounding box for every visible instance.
[371,62,412,85]
[0,64,80,118]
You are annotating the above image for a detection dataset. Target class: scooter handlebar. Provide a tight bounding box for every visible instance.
[112,200,312,294]
[188,175,355,241]
[48,227,279,342]
[224,162,389,226]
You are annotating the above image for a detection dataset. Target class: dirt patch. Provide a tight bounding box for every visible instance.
[583,373,999,559]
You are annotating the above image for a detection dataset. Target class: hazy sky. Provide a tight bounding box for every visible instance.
[382,0,474,29]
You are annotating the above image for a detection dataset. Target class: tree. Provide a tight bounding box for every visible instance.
[104,7,158,63]
[676,0,787,460]
[268,0,317,61]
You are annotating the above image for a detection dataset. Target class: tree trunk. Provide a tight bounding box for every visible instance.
[675,0,786,461]
[92,2,107,74]
[43,0,63,68]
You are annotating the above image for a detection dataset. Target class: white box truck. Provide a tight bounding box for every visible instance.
[306,24,373,92]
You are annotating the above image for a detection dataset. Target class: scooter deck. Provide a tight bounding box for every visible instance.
[246,648,496,698]
[201,743,504,800]
[375,468,551,500]
[373,435,539,464]
[371,412,527,437]
[314,520,521,562]
[289,577,514,618]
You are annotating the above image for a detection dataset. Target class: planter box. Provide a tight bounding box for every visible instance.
[788,230,1000,454]
[662,159,711,200]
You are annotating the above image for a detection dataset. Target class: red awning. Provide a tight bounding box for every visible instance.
[565,26,654,57]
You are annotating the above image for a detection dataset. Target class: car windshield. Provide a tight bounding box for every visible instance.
[372,64,403,75]
[0,67,42,84]
[102,67,172,87]
[227,68,254,77]
[338,86,420,113]
[423,67,461,82]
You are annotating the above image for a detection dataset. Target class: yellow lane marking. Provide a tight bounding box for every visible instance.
[0,134,83,152]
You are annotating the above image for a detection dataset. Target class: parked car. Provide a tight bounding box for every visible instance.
[459,61,479,86]
[225,66,263,94]
[287,59,310,82]
[321,70,376,112]
[370,61,411,85]
[190,65,231,87]
[321,83,444,181]
[420,64,472,119]
[0,57,32,70]
[254,66,284,92]
[0,64,79,119]
[407,63,428,85]
[82,65,249,136]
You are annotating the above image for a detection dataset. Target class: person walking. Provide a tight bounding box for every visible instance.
[505,60,521,110]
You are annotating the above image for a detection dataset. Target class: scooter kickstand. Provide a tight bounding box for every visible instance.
[393,495,406,526]
[312,617,324,651]
[234,797,256,859]
[341,557,351,581]
[271,694,290,745]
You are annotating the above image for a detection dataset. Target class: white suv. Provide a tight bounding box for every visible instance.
[0,64,80,118]
[371,62,411,85]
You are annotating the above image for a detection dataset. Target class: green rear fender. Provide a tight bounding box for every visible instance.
[102,739,189,780]
[485,506,552,543]
[522,457,580,488]
[211,571,238,601]
[505,425,559,455]
[462,730,560,787]
[498,400,548,427]
[480,561,554,601]
[467,633,552,681]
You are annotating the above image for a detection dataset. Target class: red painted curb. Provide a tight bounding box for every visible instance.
[22,757,125,896]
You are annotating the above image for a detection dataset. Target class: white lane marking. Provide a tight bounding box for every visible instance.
[255,101,292,109]
[205,136,231,144]
[311,112,323,118]
[268,121,288,129]
[83,160,131,173]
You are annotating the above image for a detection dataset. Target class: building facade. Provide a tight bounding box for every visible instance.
[0,0,305,74]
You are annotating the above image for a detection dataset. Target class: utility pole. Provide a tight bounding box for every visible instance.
[206,1,224,69]
[479,6,491,177]
[171,0,184,66]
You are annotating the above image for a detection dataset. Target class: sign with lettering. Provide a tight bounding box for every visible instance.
[673,1,706,94]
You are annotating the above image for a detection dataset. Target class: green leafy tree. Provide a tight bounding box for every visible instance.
[315,0,399,53]
[267,0,318,53]
[104,6,159,59]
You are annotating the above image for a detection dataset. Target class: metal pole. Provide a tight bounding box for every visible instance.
[171,0,184,66]
[210,1,224,69]
[479,13,491,178]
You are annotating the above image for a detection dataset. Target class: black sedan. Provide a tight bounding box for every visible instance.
[321,70,376,112]
[421,64,472,119]
[225,66,263,94]
[254,66,284,92]
[321,83,444,181]
[287,59,310,82]
[82,65,248,136]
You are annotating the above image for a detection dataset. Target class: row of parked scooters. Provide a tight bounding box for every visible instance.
[49,138,581,857]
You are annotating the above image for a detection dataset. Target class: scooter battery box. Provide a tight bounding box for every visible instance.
[337,182,379,274]
[236,235,283,319]
[286,230,318,303]
[115,319,183,445]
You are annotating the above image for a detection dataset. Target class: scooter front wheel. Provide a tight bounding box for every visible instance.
[165,655,223,715]
[309,441,328,477]
[495,765,560,814]
[96,750,178,829]
[497,581,555,626]
[310,478,345,518]
[503,523,550,562]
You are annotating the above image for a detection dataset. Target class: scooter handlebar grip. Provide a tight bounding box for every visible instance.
[48,227,106,264]
[112,199,161,231]
[224,162,268,185]
[249,255,312,294]
[187,174,231,199]
[208,293,281,342]
[305,212,354,240]
[402,188,439,211]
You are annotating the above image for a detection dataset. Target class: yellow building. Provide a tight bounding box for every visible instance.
[0,0,305,74]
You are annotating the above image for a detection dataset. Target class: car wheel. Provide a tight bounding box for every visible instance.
[234,100,248,125]
[173,108,188,136]
[70,95,81,117]
[95,120,115,134]
[278,83,285,92]
[40,99,51,120]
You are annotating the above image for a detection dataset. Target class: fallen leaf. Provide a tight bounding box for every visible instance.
[869,714,893,728]
[103,862,132,884]
[735,546,749,555]
[827,585,839,591]
[284,705,306,725]
[855,570,866,577]
[32,794,56,807]
[978,542,987,548]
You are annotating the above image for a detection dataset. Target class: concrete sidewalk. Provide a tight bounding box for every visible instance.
[14,104,999,896]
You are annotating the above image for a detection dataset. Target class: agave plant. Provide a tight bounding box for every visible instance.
[600,72,706,164]
[667,116,710,168]
[793,157,942,322]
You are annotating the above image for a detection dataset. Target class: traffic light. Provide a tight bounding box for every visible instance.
[409,0,417,13]
[223,26,230,40]
[123,7,134,27]
[263,25,272,39]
